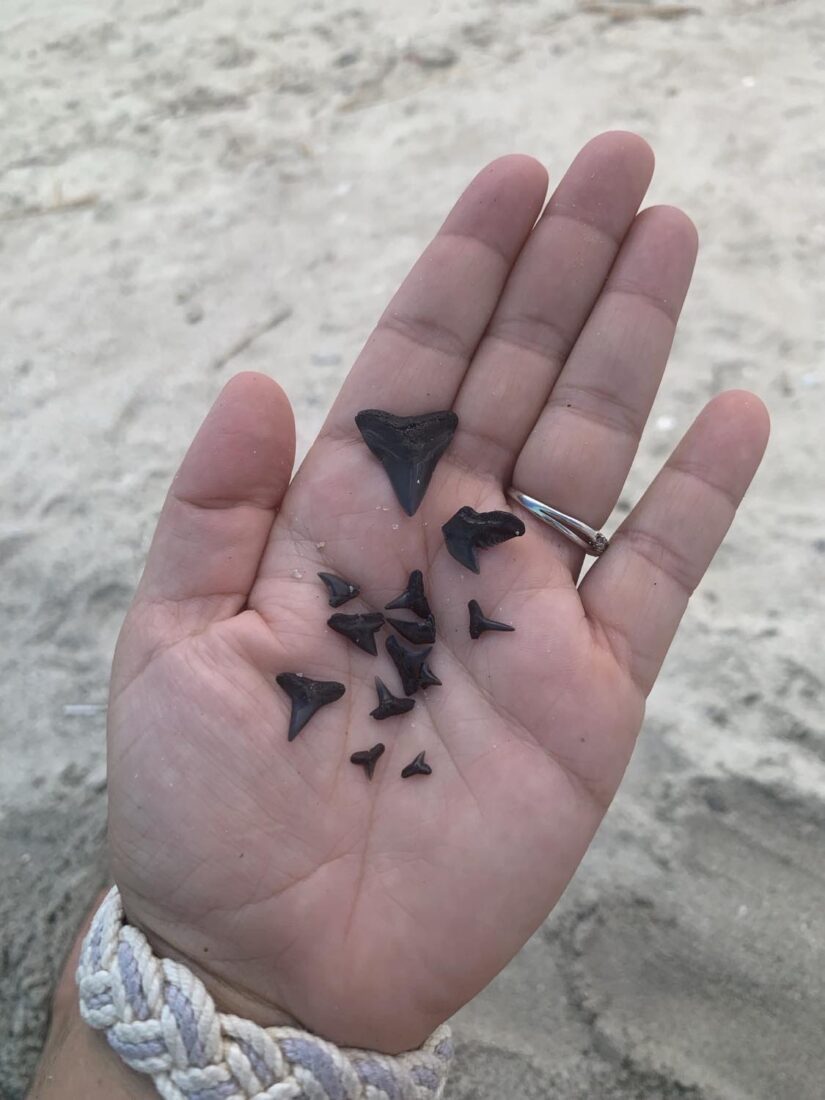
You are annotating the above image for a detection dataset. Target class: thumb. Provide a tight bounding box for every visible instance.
[133,371,296,633]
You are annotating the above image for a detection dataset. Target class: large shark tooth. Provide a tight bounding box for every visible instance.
[317,572,360,608]
[350,742,385,780]
[468,599,515,639]
[327,612,385,656]
[384,569,432,621]
[401,750,432,779]
[275,673,346,741]
[442,506,525,573]
[370,676,416,720]
[386,635,442,696]
[355,408,458,516]
[386,615,436,646]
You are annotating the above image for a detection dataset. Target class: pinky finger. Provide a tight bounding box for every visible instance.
[580,390,770,696]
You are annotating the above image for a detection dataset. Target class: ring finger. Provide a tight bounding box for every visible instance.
[510,203,699,576]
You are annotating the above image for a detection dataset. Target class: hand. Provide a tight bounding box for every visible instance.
[107,132,769,1055]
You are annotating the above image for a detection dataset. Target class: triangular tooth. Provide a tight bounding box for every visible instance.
[468,599,516,639]
[386,635,440,696]
[327,612,385,656]
[442,506,525,573]
[350,742,385,780]
[355,409,458,516]
[371,677,416,720]
[386,615,436,645]
[317,572,360,608]
[384,569,432,620]
[401,750,432,778]
[276,673,346,741]
[419,663,442,689]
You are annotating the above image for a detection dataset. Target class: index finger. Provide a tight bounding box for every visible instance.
[319,155,549,443]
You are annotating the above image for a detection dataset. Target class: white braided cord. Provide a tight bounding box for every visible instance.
[77,887,453,1100]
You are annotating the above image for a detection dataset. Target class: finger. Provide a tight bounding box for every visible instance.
[580,391,770,695]
[511,204,698,574]
[450,131,655,478]
[136,372,295,628]
[320,155,549,442]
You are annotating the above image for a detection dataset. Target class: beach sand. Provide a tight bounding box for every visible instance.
[2,1,823,1096]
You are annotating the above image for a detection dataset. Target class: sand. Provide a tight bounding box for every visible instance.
[1,0,823,1096]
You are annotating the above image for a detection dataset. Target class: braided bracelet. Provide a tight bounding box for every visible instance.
[76,886,454,1100]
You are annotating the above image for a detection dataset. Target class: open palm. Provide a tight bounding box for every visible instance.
[107,134,768,1056]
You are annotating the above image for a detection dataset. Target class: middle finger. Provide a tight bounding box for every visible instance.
[449,131,655,481]
[512,203,699,575]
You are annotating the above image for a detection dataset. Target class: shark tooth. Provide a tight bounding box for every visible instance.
[386,615,436,645]
[371,676,416,720]
[355,408,458,516]
[441,506,525,573]
[350,742,385,780]
[327,612,385,656]
[276,673,346,742]
[401,750,432,778]
[386,635,442,696]
[317,572,360,608]
[384,569,432,621]
[418,664,442,690]
[468,599,515,639]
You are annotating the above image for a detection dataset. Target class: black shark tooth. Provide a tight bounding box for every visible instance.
[442,506,525,573]
[418,664,442,690]
[386,615,436,646]
[386,635,442,696]
[350,742,385,780]
[327,612,385,656]
[371,676,416,720]
[355,408,458,516]
[318,572,360,608]
[401,750,432,779]
[468,599,515,639]
[276,673,346,742]
[385,569,432,621]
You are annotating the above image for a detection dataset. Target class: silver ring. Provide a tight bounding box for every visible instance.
[507,488,609,556]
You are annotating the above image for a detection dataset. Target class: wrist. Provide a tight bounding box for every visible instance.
[118,891,436,1053]
[79,886,453,1095]
[29,905,156,1100]
[135,922,301,1033]
[30,996,156,1100]
[34,888,453,1100]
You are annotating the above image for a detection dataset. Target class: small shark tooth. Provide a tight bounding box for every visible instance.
[371,677,416,720]
[276,673,346,741]
[355,408,458,516]
[317,572,360,608]
[386,635,442,696]
[418,663,442,690]
[386,615,436,645]
[401,750,432,778]
[350,742,385,780]
[327,612,385,656]
[442,506,525,573]
[468,599,515,639]
[385,569,432,621]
